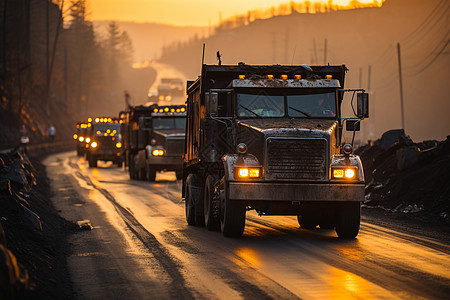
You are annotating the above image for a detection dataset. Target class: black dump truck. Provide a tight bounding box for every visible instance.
[85,117,123,168]
[121,104,186,181]
[183,63,369,238]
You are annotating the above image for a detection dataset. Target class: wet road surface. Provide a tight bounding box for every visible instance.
[44,152,450,299]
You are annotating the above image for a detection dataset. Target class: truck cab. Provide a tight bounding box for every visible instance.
[85,118,123,168]
[183,63,369,238]
[122,104,186,181]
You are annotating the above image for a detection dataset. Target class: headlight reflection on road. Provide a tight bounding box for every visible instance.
[234,248,261,267]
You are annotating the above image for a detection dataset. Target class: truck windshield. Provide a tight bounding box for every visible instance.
[236,90,336,118]
[93,124,121,136]
[287,91,336,118]
[237,93,284,117]
[153,117,186,130]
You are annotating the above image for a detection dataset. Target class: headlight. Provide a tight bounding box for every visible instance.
[79,136,84,142]
[332,167,357,179]
[86,137,91,143]
[116,142,122,148]
[91,141,98,148]
[152,149,165,156]
[234,167,262,179]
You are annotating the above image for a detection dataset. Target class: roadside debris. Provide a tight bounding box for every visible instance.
[357,130,450,226]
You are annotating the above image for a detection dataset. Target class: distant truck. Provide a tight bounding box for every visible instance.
[183,63,369,238]
[157,78,184,103]
[74,122,89,156]
[85,117,123,168]
[121,104,186,181]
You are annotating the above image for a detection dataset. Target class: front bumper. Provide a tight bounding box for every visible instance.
[147,156,183,168]
[229,182,365,202]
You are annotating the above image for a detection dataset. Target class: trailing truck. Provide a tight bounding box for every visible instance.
[85,117,123,168]
[183,63,369,238]
[121,104,186,181]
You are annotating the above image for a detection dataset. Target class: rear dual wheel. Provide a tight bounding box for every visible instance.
[185,174,204,226]
[204,175,220,231]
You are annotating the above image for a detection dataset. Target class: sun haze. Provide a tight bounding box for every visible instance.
[89,0,382,26]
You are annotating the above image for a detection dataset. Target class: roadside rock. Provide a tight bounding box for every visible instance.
[357,131,450,227]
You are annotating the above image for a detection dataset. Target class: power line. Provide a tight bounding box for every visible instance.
[404,38,449,76]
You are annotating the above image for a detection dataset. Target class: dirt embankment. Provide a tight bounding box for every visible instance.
[357,130,450,228]
[0,149,75,299]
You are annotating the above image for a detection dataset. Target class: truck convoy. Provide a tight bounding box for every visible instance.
[84,117,123,168]
[121,104,186,181]
[183,63,369,238]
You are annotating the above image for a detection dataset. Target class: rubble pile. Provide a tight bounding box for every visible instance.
[0,149,74,299]
[357,130,450,226]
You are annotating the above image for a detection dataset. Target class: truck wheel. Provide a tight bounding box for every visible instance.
[297,215,317,229]
[146,167,156,182]
[185,174,203,226]
[139,168,147,181]
[88,157,97,168]
[204,175,220,231]
[129,155,135,179]
[176,171,183,181]
[117,161,123,168]
[335,202,361,239]
[220,181,246,237]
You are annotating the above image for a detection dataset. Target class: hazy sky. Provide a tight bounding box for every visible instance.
[88,0,380,26]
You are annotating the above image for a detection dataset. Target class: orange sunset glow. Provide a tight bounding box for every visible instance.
[88,0,384,26]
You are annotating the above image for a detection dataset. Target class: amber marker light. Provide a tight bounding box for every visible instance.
[153,108,158,113]
[180,107,186,112]
[239,74,245,81]
[116,142,122,148]
[325,75,332,81]
[164,107,169,112]
[295,75,301,79]
[235,167,262,179]
[88,118,92,122]
[95,118,100,122]
[281,74,288,80]
[171,108,175,112]
[73,134,78,140]
[159,109,163,113]
[332,167,357,180]
[266,74,274,80]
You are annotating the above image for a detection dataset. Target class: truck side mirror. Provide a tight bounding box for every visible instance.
[205,92,218,116]
[356,92,369,119]
[346,119,360,131]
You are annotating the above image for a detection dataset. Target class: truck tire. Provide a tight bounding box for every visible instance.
[297,215,317,229]
[335,202,361,239]
[185,174,203,226]
[139,168,147,181]
[204,175,220,231]
[128,154,135,179]
[117,161,123,168]
[146,167,156,182]
[176,171,183,181]
[88,156,97,168]
[220,181,246,237]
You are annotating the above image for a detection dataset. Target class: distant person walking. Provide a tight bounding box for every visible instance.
[19,124,29,153]
[48,125,56,142]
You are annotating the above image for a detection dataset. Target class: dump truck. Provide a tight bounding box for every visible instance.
[183,63,369,238]
[85,117,123,168]
[121,104,186,181]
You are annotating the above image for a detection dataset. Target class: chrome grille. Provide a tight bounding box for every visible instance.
[165,139,184,155]
[267,138,327,180]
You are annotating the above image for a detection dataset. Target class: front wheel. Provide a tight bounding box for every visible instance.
[297,215,318,229]
[220,180,246,237]
[146,166,156,182]
[335,202,361,239]
[88,156,97,168]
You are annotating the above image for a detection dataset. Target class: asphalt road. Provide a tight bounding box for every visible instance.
[44,151,450,300]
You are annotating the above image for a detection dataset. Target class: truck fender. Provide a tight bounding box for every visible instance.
[330,154,365,181]
[221,154,262,181]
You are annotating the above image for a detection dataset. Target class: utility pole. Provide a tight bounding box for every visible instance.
[397,42,405,130]
[272,32,276,63]
[323,38,327,64]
